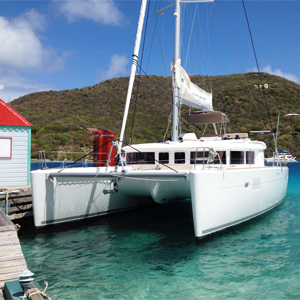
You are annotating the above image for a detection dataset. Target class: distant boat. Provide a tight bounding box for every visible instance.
[266,150,297,163]
[30,0,289,241]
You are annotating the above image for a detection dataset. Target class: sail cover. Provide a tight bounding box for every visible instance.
[172,59,213,111]
[184,111,229,124]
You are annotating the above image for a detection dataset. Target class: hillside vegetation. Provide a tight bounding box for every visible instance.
[11,72,300,160]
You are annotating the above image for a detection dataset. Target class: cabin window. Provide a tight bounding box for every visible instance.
[213,151,227,164]
[246,151,255,164]
[126,152,155,164]
[190,151,210,164]
[230,151,244,164]
[159,152,169,164]
[175,152,185,164]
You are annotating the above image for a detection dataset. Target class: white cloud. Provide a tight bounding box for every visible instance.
[0,75,55,103]
[98,54,128,81]
[0,15,44,70]
[0,10,68,101]
[14,9,47,32]
[0,10,67,73]
[250,65,299,84]
[44,50,71,73]
[56,0,124,25]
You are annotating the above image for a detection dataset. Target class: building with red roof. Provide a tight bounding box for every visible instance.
[0,98,32,187]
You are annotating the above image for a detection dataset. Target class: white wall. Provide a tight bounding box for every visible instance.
[0,127,30,187]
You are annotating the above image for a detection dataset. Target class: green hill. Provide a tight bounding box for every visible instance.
[11,72,300,160]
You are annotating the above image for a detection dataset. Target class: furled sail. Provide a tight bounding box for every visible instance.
[172,59,213,111]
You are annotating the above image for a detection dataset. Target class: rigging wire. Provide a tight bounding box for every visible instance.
[156,8,169,76]
[129,0,173,144]
[136,62,177,141]
[146,0,172,80]
[184,3,198,70]
[206,3,213,94]
[119,139,178,173]
[163,111,173,141]
[129,0,151,144]
[57,139,114,173]
[241,0,274,134]
[177,1,215,104]
[137,63,173,105]
[190,3,214,79]
[58,138,179,174]
[214,2,266,131]
[194,3,213,94]
[155,2,174,112]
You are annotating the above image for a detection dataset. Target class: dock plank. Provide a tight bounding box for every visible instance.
[0,240,20,247]
[0,259,27,269]
[0,265,27,275]
[0,231,19,242]
[0,226,15,232]
[0,209,28,289]
[0,244,24,255]
[0,254,26,263]
[0,272,25,286]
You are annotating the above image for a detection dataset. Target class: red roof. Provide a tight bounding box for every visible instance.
[0,98,32,127]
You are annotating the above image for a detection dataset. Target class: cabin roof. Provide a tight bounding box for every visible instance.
[0,98,32,127]
[122,138,266,152]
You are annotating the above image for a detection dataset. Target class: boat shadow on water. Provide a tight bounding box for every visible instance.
[16,198,284,246]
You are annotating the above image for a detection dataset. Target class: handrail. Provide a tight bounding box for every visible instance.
[193,147,222,170]
[194,147,210,170]
[272,152,285,167]
[37,150,92,169]
[38,150,48,169]
[0,190,20,215]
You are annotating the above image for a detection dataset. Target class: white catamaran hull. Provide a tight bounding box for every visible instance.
[31,165,288,239]
[188,166,288,239]
[30,167,188,227]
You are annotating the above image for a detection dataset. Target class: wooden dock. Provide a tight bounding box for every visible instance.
[0,209,28,293]
[0,186,32,221]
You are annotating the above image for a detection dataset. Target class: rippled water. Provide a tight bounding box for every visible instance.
[19,164,300,299]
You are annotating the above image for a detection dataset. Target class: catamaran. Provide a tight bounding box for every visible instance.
[31,0,289,240]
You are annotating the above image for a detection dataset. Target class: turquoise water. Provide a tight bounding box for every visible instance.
[19,164,300,299]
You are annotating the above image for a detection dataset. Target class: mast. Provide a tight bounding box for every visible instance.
[119,0,147,148]
[172,0,181,141]
[172,0,214,141]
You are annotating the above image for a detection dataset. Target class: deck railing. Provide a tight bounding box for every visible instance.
[37,150,93,169]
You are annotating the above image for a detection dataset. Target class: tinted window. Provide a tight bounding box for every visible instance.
[126,152,155,164]
[190,151,209,164]
[214,151,227,164]
[230,151,244,164]
[159,152,169,164]
[175,152,185,164]
[246,151,255,164]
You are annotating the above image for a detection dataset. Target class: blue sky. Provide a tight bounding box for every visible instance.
[0,0,299,103]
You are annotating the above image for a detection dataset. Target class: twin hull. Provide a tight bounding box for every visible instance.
[31,166,288,239]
